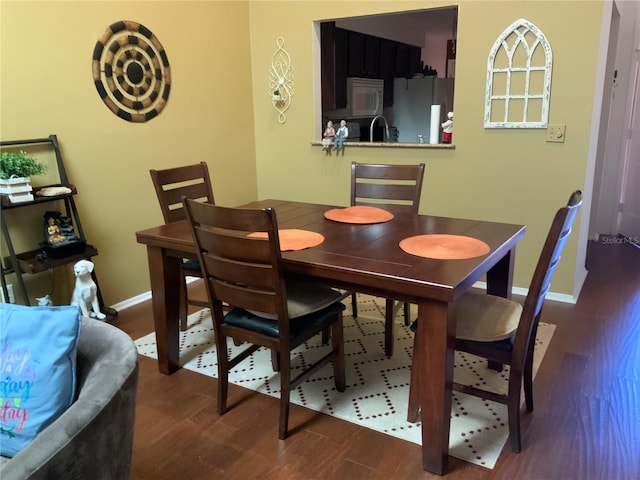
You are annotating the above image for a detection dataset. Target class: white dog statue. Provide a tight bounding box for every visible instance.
[36,294,53,306]
[70,259,106,320]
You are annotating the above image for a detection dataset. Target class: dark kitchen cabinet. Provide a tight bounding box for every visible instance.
[347,31,364,77]
[321,21,425,111]
[395,43,409,77]
[321,22,347,109]
[348,31,380,78]
[393,43,423,78]
[363,35,380,78]
[379,39,395,106]
[409,46,422,76]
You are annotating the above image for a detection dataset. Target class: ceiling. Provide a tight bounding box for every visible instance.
[335,7,458,47]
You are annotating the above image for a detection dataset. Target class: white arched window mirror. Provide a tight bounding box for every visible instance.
[485,19,552,128]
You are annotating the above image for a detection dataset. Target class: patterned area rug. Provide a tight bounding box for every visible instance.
[135,294,555,469]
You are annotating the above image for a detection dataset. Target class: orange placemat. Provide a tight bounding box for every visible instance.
[324,205,394,224]
[248,229,324,251]
[399,234,491,260]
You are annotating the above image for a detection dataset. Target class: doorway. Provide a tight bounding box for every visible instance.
[587,2,640,254]
[618,49,640,244]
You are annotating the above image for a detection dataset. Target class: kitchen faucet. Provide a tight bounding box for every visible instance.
[369,115,390,143]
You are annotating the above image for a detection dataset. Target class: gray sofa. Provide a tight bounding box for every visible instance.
[0,318,139,480]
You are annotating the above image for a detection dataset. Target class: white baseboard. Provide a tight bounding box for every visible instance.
[111,291,152,311]
[472,281,577,304]
[111,276,200,312]
[112,278,577,313]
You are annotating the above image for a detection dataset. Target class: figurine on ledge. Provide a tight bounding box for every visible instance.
[322,120,335,151]
[442,112,453,144]
[334,120,349,152]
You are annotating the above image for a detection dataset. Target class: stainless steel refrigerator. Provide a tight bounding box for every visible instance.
[388,77,454,144]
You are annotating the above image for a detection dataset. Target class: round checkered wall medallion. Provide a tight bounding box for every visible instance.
[92,21,171,122]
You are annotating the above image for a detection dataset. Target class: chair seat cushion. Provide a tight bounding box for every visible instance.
[0,304,81,458]
[182,259,200,272]
[225,302,345,339]
[455,290,522,342]
[457,335,515,352]
[247,280,344,319]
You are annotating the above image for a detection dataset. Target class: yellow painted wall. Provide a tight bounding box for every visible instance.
[249,1,604,295]
[1,1,257,305]
[1,0,605,306]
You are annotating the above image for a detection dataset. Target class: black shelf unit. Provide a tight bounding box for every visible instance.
[0,134,117,320]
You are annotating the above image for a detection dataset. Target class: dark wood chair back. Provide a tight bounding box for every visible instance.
[149,162,214,330]
[183,200,288,328]
[350,162,425,213]
[150,162,214,224]
[449,190,583,452]
[349,162,426,354]
[510,189,583,373]
[183,198,346,439]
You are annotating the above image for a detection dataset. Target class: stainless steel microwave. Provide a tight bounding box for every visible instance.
[347,78,384,118]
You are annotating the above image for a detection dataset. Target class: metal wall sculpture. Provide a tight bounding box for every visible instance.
[268,37,294,124]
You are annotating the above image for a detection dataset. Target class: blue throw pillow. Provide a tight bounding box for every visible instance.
[0,303,81,457]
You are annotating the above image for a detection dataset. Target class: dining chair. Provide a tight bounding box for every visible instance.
[183,198,346,439]
[350,161,425,357]
[407,190,583,453]
[150,162,214,330]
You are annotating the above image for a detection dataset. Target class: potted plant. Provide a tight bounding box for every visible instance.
[272,89,281,101]
[0,150,47,203]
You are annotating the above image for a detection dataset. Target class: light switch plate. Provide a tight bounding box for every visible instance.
[546,124,566,143]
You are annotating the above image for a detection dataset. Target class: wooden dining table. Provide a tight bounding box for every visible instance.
[136,199,526,475]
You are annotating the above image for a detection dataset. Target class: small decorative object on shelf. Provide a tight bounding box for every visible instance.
[0,150,47,179]
[0,150,47,203]
[268,37,294,123]
[36,185,73,197]
[42,211,87,258]
[0,177,33,203]
[441,112,453,144]
[42,211,86,259]
[36,294,53,306]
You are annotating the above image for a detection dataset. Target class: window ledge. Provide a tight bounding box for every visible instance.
[311,141,455,149]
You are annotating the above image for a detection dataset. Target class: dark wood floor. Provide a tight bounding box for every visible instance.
[115,240,640,479]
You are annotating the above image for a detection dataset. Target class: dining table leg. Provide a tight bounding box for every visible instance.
[417,298,455,475]
[486,246,516,299]
[147,245,182,374]
[486,247,517,372]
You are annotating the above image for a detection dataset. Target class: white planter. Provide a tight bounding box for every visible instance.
[0,176,33,203]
